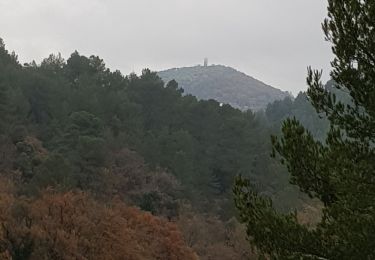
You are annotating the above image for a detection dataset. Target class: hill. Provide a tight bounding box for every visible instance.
[0,39,299,259]
[158,64,291,111]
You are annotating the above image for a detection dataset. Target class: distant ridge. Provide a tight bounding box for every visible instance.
[158,64,291,111]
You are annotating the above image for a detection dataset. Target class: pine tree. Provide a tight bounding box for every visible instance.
[234,1,375,259]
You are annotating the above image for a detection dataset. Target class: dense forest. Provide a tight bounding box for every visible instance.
[0,37,330,259]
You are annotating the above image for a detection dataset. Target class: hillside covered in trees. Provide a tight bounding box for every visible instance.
[158,64,291,111]
[0,38,330,259]
[233,0,375,258]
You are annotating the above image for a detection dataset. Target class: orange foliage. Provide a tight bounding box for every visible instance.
[0,179,197,260]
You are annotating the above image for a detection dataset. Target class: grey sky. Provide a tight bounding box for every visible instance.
[1,0,332,95]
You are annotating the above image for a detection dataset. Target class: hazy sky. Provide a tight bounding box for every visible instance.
[1,0,332,94]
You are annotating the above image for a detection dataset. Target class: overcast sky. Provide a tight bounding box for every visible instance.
[1,0,332,95]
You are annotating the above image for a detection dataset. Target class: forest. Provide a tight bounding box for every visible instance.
[2,0,375,258]
[0,37,327,259]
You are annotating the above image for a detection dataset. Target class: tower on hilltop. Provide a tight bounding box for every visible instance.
[204,58,208,67]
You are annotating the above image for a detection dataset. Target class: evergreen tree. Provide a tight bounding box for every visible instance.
[234,1,375,259]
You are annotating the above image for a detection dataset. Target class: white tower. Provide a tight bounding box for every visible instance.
[204,58,208,67]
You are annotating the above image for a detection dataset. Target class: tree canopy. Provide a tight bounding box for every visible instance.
[234,1,375,259]
[0,36,310,259]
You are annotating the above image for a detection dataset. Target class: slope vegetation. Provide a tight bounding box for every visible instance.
[158,65,290,111]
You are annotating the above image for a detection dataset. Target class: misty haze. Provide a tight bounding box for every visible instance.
[0,1,374,259]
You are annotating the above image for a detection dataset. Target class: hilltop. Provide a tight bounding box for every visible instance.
[158,64,291,111]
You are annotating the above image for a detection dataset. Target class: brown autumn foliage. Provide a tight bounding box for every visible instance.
[98,148,181,218]
[296,200,323,227]
[109,148,180,195]
[177,204,256,260]
[0,178,197,260]
[102,149,259,259]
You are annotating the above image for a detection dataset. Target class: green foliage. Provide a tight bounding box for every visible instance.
[139,192,162,214]
[266,93,329,140]
[234,1,375,258]
[0,37,300,220]
[234,177,323,259]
